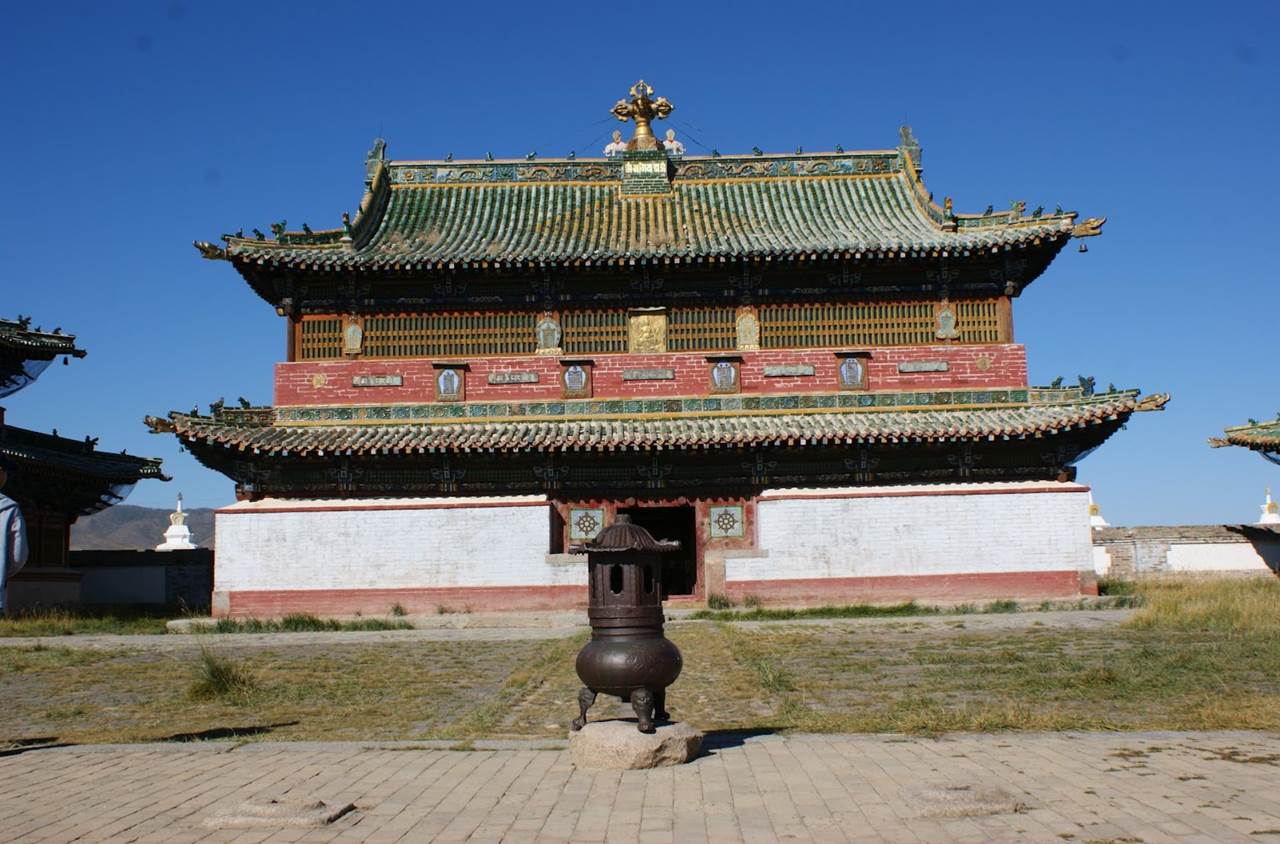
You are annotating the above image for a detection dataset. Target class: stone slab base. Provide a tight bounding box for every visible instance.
[203,799,355,829]
[725,570,1093,606]
[569,720,703,770]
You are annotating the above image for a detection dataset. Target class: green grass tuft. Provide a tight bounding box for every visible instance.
[706,593,734,610]
[201,616,412,634]
[188,647,257,703]
[0,607,171,637]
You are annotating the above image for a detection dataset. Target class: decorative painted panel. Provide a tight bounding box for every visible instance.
[708,505,746,539]
[433,366,465,402]
[569,508,605,541]
[561,363,592,399]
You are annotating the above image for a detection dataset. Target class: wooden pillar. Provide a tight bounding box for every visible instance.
[285,315,301,362]
[997,297,1014,343]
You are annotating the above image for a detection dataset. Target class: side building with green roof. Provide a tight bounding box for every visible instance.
[151,83,1167,618]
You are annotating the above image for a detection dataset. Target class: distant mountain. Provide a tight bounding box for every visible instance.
[71,504,216,550]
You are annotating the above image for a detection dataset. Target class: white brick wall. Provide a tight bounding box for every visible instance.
[728,482,1092,582]
[215,497,582,591]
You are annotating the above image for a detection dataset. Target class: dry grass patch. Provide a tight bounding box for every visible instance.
[1125,577,1280,635]
[5,581,1280,743]
[0,608,170,637]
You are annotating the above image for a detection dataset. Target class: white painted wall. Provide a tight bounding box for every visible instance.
[1166,543,1274,573]
[215,497,582,592]
[1093,545,1112,576]
[729,482,1092,582]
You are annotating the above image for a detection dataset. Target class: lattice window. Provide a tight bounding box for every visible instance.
[759,303,937,348]
[668,307,737,352]
[562,310,627,354]
[299,317,342,360]
[955,301,1002,343]
[362,313,537,358]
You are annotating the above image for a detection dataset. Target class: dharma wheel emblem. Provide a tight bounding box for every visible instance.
[575,511,601,537]
[714,510,739,534]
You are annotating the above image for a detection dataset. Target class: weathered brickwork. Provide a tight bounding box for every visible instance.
[274,344,1027,406]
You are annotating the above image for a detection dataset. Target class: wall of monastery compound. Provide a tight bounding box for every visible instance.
[724,482,1094,603]
[1091,525,1280,578]
[213,496,581,617]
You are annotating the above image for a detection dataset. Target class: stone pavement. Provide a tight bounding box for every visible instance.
[3,731,1278,842]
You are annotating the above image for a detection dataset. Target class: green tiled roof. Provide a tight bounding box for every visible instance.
[209,142,1092,272]
[1,318,86,398]
[1,424,168,515]
[1211,418,1280,456]
[151,390,1154,457]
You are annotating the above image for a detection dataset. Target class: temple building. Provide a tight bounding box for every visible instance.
[1,317,166,606]
[152,82,1168,617]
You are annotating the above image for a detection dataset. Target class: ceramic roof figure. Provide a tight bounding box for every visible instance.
[662,129,685,156]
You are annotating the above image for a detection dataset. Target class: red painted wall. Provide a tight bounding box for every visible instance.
[274,344,1027,406]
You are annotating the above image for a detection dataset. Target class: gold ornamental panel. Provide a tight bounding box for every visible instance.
[628,310,668,353]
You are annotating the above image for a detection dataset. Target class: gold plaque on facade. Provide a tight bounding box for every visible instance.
[628,311,668,353]
[735,307,760,351]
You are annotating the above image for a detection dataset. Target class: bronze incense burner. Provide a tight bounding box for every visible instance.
[570,514,682,733]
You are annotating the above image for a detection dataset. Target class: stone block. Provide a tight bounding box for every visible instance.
[569,720,702,770]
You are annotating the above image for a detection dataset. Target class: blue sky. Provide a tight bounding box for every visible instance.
[2,1,1277,523]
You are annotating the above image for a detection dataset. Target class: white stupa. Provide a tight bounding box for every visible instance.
[1088,492,1109,528]
[156,493,197,550]
[1258,488,1280,526]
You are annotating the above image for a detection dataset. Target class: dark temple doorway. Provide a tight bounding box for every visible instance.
[619,505,698,598]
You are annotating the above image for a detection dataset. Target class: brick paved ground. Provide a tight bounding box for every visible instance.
[2,731,1278,843]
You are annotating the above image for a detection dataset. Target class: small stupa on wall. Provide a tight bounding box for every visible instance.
[156,493,197,551]
[1258,489,1280,526]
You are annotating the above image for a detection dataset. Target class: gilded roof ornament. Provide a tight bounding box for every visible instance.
[611,80,674,151]
[1072,216,1107,238]
[193,240,227,260]
[1135,393,1171,412]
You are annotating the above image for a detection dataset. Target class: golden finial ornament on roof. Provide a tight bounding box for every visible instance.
[611,80,674,151]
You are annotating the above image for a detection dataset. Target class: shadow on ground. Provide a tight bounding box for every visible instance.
[700,727,785,754]
[161,722,300,743]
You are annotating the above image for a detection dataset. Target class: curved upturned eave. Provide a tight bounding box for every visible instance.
[159,392,1146,459]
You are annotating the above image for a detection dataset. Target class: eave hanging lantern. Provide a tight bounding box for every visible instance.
[570,514,683,733]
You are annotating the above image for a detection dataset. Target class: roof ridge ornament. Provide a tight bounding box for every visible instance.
[611,80,674,152]
[898,125,922,172]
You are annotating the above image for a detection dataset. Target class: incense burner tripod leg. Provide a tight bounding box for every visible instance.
[571,687,597,731]
[631,687,656,733]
